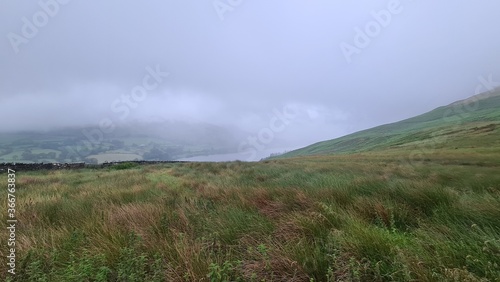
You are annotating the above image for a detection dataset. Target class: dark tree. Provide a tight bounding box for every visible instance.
[143,147,171,161]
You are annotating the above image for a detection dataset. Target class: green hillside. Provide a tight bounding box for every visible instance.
[278,88,500,158]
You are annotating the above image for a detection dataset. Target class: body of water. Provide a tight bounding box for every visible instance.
[176,147,296,162]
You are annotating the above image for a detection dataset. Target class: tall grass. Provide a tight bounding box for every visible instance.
[1,152,499,281]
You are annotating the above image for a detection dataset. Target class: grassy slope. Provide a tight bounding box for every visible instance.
[278,88,500,158]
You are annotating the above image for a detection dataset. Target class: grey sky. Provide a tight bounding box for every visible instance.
[1,0,500,149]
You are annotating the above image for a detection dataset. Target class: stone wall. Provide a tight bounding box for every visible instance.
[0,161,186,173]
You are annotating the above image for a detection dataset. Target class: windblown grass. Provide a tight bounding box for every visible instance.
[1,151,499,281]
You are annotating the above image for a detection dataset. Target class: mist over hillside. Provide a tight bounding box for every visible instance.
[0,120,247,163]
[2,2,500,160]
[276,87,500,158]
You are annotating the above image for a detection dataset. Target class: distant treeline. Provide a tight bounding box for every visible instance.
[0,160,187,173]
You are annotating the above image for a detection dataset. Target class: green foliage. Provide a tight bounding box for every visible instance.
[207,260,242,282]
[24,259,49,282]
[116,247,147,281]
[63,252,110,282]
[109,162,139,170]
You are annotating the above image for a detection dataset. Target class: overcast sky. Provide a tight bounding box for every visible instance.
[1,0,500,150]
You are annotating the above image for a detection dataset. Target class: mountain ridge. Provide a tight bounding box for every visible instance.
[275,88,500,159]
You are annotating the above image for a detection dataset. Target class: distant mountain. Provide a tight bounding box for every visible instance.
[0,120,245,163]
[276,88,500,158]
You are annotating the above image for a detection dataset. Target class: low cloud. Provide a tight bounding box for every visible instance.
[1,1,499,151]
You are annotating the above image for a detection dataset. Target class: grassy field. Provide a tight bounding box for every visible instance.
[1,149,499,281]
